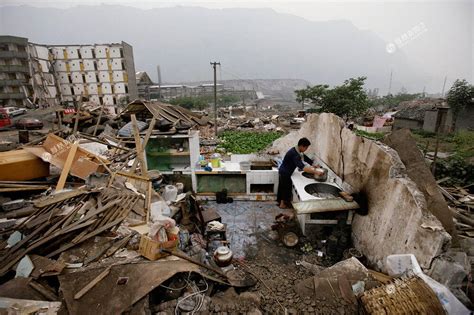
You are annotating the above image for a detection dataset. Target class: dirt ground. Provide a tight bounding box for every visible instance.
[153,201,356,314]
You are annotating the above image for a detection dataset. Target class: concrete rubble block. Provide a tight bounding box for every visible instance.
[460,238,474,256]
[427,257,468,288]
[447,250,472,275]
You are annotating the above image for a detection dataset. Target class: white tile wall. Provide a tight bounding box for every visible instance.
[35,46,49,60]
[73,85,85,95]
[103,95,114,105]
[54,61,67,72]
[114,83,126,93]
[66,47,79,59]
[69,61,81,71]
[85,72,97,83]
[39,60,49,73]
[111,59,122,70]
[87,84,98,94]
[58,73,69,84]
[101,83,112,94]
[90,95,100,103]
[98,71,110,82]
[109,46,121,58]
[97,60,108,71]
[60,84,72,96]
[79,46,93,59]
[113,71,124,82]
[83,60,95,71]
[51,47,65,59]
[71,73,83,84]
[94,46,108,58]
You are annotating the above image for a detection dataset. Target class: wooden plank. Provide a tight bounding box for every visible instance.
[46,217,125,258]
[130,114,146,176]
[29,280,59,301]
[131,117,156,172]
[56,142,78,191]
[0,186,49,192]
[74,267,111,300]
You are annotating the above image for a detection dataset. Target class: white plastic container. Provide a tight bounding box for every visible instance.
[163,185,178,202]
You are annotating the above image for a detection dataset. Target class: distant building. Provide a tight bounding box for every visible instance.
[136,71,153,99]
[0,35,138,114]
[0,36,32,107]
[393,98,474,132]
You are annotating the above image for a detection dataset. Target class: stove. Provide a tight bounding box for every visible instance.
[290,159,358,235]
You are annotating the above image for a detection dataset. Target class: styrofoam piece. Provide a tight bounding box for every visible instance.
[15,255,33,278]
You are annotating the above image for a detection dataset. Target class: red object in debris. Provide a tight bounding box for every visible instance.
[0,108,12,129]
[63,108,76,114]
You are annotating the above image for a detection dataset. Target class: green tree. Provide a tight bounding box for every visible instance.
[295,77,370,118]
[447,79,474,130]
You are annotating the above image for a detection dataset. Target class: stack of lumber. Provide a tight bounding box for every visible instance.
[0,187,143,277]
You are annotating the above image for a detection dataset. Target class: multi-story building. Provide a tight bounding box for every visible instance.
[46,42,137,114]
[0,35,138,114]
[0,36,33,107]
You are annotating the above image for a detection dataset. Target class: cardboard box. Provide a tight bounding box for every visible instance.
[138,235,178,261]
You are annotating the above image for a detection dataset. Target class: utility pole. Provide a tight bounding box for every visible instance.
[210,61,220,137]
[441,75,447,97]
[387,70,393,96]
[157,65,162,99]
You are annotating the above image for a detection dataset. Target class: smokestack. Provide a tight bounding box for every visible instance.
[157,65,162,86]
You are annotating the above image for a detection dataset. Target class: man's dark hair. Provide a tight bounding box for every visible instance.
[298,137,311,147]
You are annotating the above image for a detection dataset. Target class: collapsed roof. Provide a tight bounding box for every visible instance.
[120,99,210,126]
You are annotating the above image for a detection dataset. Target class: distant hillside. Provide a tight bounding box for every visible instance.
[1,5,426,92]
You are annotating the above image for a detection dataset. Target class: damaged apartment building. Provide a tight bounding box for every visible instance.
[0,35,138,114]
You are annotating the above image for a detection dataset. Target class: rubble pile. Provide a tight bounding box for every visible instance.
[0,107,472,314]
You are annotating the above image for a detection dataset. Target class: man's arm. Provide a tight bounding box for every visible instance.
[293,153,318,174]
[303,154,313,165]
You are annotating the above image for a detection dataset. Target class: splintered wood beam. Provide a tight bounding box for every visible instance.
[56,142,78,191]
[131,117,156,172]
[130,114,146,176]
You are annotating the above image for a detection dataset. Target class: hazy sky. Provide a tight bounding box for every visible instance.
[1,0,472,91]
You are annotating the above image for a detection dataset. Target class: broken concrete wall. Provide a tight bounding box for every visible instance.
[383,129,457,238]
[272,113,451,270]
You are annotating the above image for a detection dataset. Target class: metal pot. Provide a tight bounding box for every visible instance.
[313,167,328,182]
